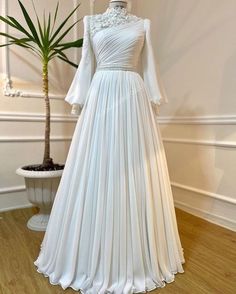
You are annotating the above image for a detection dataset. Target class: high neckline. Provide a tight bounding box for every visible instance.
[104,6,128,16]
[91,8,142,37]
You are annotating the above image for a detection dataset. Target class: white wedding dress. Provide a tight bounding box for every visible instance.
[34,7,185,294]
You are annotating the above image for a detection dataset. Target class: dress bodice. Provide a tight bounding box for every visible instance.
[64,13,169,113]
[91,19,145,71]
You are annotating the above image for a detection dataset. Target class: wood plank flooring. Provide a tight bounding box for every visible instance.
[0,207,235,294]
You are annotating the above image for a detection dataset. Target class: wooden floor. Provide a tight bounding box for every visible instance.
[0,207,235,294]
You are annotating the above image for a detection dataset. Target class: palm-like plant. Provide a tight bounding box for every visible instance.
[0,0,83,170]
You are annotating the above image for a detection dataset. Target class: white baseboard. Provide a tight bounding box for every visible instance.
[0,189,32,213]
[0,185,25,194]
[0,203,34,213]
[174,199,236,232]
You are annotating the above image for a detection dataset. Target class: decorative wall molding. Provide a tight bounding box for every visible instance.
[0,136,72,143]
[0,112,77,122]
[1,112,236,148]
[2,112,236,125]
[1,181,235,206]
[156,114,236,125]
[171,181,236,205]
[163,138,236,149]
[1,0,81,100]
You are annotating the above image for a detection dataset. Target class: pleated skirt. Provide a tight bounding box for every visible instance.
[34,69,185,294]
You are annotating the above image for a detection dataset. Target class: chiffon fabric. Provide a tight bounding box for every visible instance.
[34,14,185,294]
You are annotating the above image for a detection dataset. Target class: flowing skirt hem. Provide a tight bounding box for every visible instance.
[33,259,185,293]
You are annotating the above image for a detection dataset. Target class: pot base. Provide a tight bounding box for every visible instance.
[16,165,64,231]
[27,213,50,231]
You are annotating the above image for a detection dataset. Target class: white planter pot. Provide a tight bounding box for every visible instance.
[16,166,64,231]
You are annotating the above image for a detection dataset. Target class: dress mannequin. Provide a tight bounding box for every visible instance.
[109,0,128,9]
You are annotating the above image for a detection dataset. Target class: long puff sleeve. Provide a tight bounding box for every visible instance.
[142,18,169,109]
[64,15,96,114]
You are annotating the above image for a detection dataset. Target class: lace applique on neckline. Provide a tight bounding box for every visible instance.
[90,7,142,37]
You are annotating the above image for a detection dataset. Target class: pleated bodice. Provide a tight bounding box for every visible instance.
[92,20,145,71]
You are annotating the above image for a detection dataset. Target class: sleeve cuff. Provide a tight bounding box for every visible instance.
[150,95,169,106]
[71,103,82,115]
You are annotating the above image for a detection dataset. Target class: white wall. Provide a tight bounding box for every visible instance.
[1,0,235,231]
[135,0,236,231]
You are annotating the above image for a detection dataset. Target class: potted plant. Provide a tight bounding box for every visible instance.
[0,0,83,231]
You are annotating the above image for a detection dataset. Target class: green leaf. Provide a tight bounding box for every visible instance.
[0,33,42,57]
[0,15,33,41]
[57,55,78,68]
[49,48,78,68]
[0,32,31,45]
[6,16,34,40]
[0,1,82,68]
[10,40,32,48]
[0,15,17,28]
[36,16,44,45]
[56,38,83,50]
[0,43,12,47]
[0,32,22,41]
[50,18,82,49]
[51,1,59,34]
[17,0,41,47]
[53,49,69,60]
[43,9,46,35]
[48,47,68,60]
[30,0,45,45]
[14,37,32,43]
[50,2,81,44]
[46,13,51,41]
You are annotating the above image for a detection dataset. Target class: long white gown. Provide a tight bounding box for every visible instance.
[34,9,185,294]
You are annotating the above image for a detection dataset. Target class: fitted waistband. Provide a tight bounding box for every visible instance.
[96,65,138,72]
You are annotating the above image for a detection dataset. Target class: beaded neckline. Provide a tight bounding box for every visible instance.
[90,7,142,37]
[104,6,129,16]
